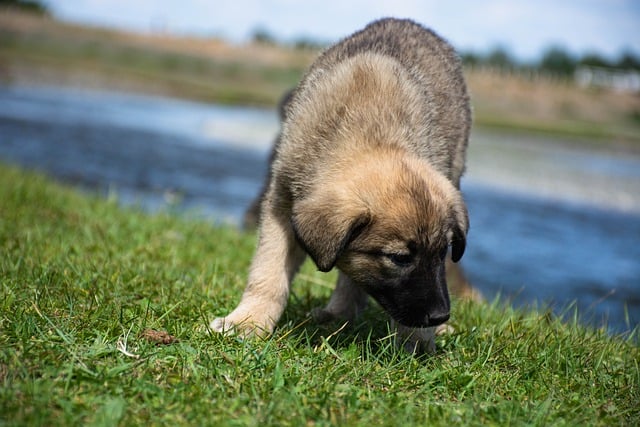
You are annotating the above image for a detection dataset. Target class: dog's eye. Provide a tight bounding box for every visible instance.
[386,253,414,267]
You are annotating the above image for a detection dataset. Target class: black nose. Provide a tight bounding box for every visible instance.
[426,312,449,326]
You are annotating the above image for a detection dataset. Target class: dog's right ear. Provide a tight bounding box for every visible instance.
[448,188,469,263]
[451,226,466,263]
[291,195,370,272]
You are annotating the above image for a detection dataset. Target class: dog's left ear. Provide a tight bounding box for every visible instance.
[449,192,469,263]
[291,195,370,272]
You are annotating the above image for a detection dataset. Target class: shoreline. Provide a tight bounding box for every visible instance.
[1,9,639,146]
[4,78,640,159]
[2,82,640,217]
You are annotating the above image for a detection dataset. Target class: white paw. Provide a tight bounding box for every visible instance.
[209,310,275,339]
[210,317,234,334]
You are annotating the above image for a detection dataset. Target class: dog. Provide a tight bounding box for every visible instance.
[212,18,471,353]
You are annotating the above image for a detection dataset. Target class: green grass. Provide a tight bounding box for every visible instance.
[1,163,639,426]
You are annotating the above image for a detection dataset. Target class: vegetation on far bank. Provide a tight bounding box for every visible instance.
[1,9,639,144]
[1,163,639,426]
[0,0,49,16]
[0,9,310,105]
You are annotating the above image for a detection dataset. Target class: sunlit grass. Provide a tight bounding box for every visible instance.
[1,164,638,425]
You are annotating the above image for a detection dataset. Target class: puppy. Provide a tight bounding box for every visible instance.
[212,18,471,353]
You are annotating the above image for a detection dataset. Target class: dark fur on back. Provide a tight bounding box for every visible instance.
[282,18,470,188]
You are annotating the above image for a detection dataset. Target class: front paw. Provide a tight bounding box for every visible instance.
[210,310,276,339]
[310,307,340,324]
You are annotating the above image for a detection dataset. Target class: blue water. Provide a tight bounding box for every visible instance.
[1,84,638,335]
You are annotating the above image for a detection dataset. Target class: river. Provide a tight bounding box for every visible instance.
[1,84,638,335]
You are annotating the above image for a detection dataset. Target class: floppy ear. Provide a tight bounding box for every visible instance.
[451,228,466,263]
[449,192,469,263]
[291,195,370,272]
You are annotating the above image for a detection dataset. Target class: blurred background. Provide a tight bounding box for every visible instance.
[1,0,639,334]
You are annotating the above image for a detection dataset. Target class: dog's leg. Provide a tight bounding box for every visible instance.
[311,272,368,323]
[392,322,455,354]
[211,207,306,338]
[392,322,437,354]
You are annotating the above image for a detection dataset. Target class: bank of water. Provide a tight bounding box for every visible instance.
[1,84,638,334]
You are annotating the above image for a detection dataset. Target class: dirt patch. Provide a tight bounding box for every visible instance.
[141,329,178,345]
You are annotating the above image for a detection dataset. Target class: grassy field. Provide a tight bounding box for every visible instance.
[1,9,639,144]
[1,164,639,426]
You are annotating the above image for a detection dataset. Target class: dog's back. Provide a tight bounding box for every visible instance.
[283,18,470,188]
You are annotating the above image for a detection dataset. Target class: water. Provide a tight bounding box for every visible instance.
[0,85,277,222]
[1,84,638,335]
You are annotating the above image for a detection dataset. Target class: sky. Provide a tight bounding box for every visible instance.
[46,0,640,62]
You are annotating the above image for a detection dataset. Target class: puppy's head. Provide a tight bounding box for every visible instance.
[292,152,468,328]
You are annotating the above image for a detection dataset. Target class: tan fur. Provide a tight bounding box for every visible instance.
[212,18,472,353]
